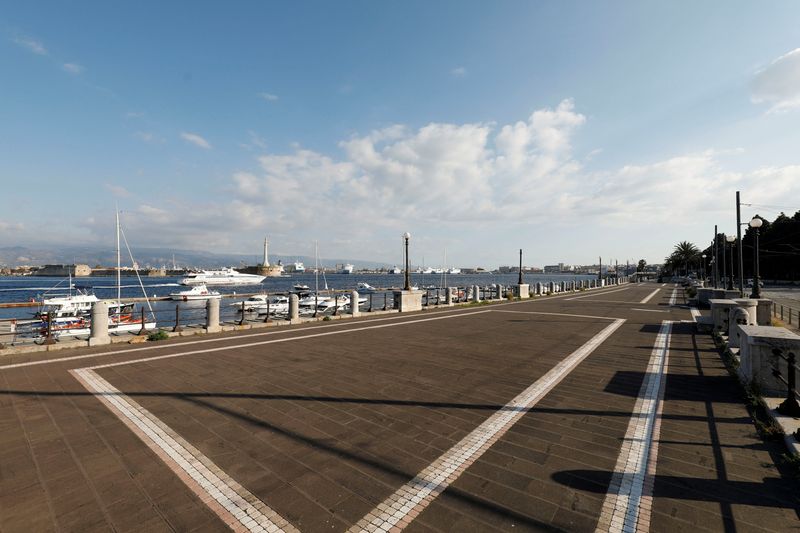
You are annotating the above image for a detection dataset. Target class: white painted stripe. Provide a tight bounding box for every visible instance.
[690,307,701,321]
[348,318,626,533]
[596,320,671,533]
[564,287,630,301]
[84,310,491,371]
[639,289,660,304]
[72,368,299,533]
[668,288,678,306]
[1,309,491,371]
[492,309,616,320]
[1,283,634,371]
[630,308,668,313]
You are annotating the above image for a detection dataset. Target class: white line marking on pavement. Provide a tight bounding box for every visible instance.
[630,308,668,313]
[639,289,660,304]
[492,309,616,320]
[669,288,678,306]
[71,368,299,533]
[0,308,490,371]
[348,318,627,533]
[83,310,492,371]
[596,320,672,533]
[0,283,636,371]
[690,308,701,321]
[565,287,630,301]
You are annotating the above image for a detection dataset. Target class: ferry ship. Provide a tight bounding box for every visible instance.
[179,267,266,286]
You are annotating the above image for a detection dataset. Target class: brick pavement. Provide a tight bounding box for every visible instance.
[0,283,798,532]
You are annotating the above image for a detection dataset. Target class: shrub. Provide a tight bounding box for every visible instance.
[147,330,169,342]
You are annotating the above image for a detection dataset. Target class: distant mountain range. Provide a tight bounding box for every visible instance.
[0,245,394,270]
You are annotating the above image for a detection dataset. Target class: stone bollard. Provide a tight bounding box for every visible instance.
[495,284,502,299]
[516,283,530,299]
[445,287,453,305]
[728,307,751,349]
[535,282,542,295]
[754,299,773,326]
[289,294,300,322]
[206,298,221,333]
[733,299,758,326]
[548,281,555,294]
[561,281,567,292]
[473,285,481,302]
[350,290,360,317]
[89,301,111,346]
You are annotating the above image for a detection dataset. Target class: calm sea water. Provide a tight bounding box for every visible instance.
[0,272,597,323]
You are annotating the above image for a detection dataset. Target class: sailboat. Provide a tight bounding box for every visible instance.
[37,210,157,339]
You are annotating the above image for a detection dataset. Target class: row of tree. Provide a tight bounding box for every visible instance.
[661,210,800,281]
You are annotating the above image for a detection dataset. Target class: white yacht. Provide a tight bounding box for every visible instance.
[180,267,265,286]
[357,282,377,293]
[338,264,354,274]
[291,261,306,273]
[169,284,222,301]
[390,266,402,274]
[447,267,461,275]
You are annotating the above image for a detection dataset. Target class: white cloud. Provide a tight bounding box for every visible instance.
[257,92,279,101]
[62,62,84,74]
[751,48,800,113]
[12,36,47,55]
[104,184,131,198]
[180,132,212,149]
[0,221,25,232]
[451,66,467,77]
[134,131,164,144]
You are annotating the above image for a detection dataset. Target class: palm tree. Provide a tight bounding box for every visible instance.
[672,241,700,276]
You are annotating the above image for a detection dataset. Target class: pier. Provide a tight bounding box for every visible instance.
[0,282,797,532]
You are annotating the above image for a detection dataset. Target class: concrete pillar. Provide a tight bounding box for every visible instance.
[516,284,530,299]
[495,284,502,299]
[535,282,542,295]
[350,290,360,316]
[729,307,752,348]
[289,294,299,321]
[89,301,111,346]
[548,282,555,294]
[472,285,481,302]
[445,287,453,305]
[206,298,221,333]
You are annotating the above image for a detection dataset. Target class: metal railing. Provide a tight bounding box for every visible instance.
[771,348,800,427]
[772,302,800,327]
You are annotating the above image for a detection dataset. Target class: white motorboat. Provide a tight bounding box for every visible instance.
[169,284,221,301]
[230,294,270,311]
[447,268,461,275]
[293,284,310,291]
[180,268,265,286]
[357,282,377,293]
[390,266,402,274]
[338,264,354,274]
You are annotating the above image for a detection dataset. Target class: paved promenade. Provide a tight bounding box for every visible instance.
[1,283,797,532]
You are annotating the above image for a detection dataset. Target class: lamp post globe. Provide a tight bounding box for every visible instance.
[749,217,763,298]
[403,232,411,291]
[726,234,736,290]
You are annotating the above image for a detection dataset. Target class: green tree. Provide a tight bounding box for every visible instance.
[637,259,647,272]
[672,241,700,276]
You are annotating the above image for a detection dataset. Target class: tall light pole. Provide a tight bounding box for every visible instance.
[518,249,523,285]
[701,253,706,282]
[726,234,735,290]
[721,234,727,290]
[749,217,763,299]
[403,232,411,290]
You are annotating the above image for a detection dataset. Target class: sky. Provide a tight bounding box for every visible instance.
[2,1,800,268]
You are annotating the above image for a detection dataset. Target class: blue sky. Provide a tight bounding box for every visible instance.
[2,1,800,268]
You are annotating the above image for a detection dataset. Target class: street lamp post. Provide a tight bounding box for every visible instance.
[403,232,411,291]
[726,235,735,290]
[518,249,523,285]
[749,217,763,299]
[701,254,706,283]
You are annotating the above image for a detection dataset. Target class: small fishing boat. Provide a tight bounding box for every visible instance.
[169,284,221,301]
[293,284,310,291]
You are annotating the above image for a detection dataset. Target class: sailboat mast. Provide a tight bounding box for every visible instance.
[314,241,319,293]
[116,209,121,304]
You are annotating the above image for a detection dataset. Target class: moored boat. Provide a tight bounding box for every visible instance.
[169,284,221,301]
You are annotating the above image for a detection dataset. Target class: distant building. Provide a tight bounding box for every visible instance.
[33,264,91,277]
[543,265,561,273]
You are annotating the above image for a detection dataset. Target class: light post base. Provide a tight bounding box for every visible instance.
[393,290,422,313]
